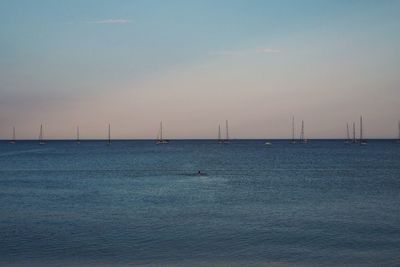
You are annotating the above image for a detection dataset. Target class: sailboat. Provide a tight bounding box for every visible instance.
[9,126,16,144]
[397,121,400,144]
[39,124,45,145]
[76,126,80,144]
[290,116,296,144]
[359,116,367,145]
[217,124,223,144]
[223,120,230,144]
[344,123,351,144]
[156,121,169,144]
[352,122,357,144]
[299,120,308,144]
[108,124,111,145]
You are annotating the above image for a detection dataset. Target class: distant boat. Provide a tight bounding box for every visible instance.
[76,126,80,144]
[156,121,169,144]
[290,116,296,144]
[9,126,16,144]
[217,124,223,144]
[264,127,272,146]
[397,121,400,144]
[39,124,45,145]
[108,124,111,145]
[223,120,230,144]
[299,120,308,144]
[359,116,367,145]
[352,122,357,144]
[344,123,351,144]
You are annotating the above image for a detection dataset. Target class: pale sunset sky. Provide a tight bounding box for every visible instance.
[0,0,399,139]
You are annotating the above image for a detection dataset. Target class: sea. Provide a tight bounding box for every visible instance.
[0,140,399,267]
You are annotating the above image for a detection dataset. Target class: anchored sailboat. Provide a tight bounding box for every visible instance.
[108,124,111,145]
[217,124,223,144]
[39,124,45,145]
[344,123,350,144]
[299,120,308,143]
[9,126,16,144]
[290,116,296,144]
[352,122,357,144]
[224,120,230,144]
[397,121,400,144]
[76,126,80,144]
[359,116,367,145]
[156,121,169,144]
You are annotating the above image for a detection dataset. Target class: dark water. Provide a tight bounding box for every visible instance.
[0,140,399,266]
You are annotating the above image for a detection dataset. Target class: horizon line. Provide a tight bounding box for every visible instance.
[1,138,398,141]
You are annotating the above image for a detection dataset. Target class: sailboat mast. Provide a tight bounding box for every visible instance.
[155,121,169,144]
[291,116,295,143]
[160,121,163,141]
[346,123,350,142]
[77,126,80,142]
[360,116,363,143]
[39,124,43,142]
[398,121,400,141]
[218,124,221,142]
[225,120,229,141]
[300,120,304,142]
[352,122,356,143]
[108,124,111,144]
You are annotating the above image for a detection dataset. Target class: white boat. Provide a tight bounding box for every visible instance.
[264,141,272,146]
[156,121,169,144]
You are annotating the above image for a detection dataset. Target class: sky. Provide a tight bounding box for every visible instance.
[0,0,399,139]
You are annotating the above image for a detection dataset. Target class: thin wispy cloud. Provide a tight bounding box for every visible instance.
[254,48,281,53]
[89,19,132,24]
[212,47,281,56]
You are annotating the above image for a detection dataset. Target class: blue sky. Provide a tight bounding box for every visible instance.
[0,0,399,139]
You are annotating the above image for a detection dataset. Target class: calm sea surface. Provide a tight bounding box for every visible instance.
[0,140,399,266]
